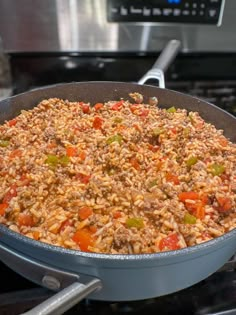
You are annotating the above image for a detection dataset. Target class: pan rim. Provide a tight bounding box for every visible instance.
[0,81,235,261]
[1,81,236,124]
[0,223,235,261]
[1,80,236,120]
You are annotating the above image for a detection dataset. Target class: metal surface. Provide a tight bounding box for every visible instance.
[218,0,226,27]
[138,39,181,87]
[0,242,102,315]
[0,0,236,53]
[0,242,81,290]
[21,281,101,315]
[0,37,12,99]
[201,310,236,315]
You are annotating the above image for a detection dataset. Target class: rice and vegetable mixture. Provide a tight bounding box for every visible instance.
[0,95,235,254]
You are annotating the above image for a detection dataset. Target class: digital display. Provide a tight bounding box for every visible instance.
[168,0,181,4]
[107,0,224,26]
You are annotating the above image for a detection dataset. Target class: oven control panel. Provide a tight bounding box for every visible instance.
[107,0,225,25]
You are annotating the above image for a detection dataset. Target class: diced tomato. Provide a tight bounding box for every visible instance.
[133,124,141,132]
[148,144,159,153]
[200,231,211,240]
[78,151,86,161]
[18,213,34,227]
[200,194,208,205]
[170,127,177,134]
[159,233,180,251]
[111,101,124,111]
[47,142,57,149]
[9,149,22,159]
[75,173,91,184]
[66,146,77,157]
[156,161,163,171]
[89,225,97,233]
[113,211,122,219]
[8,119,17,127]
[220,174,230,182]
[218,137,228,147]
[78,206,93,220]
[179,191,207,219]
[204,157,211,164]
[0,203,8,216]
[216,197,232,212]
[130,104,139,113]
[59,219,72,232]
[178,191,199,202]
[20,174,27,181]
[130,157,140,170]
[184,201,197,213]
[19,174,30,186]
[93,116,103,130]
[195,120,204,129]
[115,125,126,133]
[0,171,8,177]
[185,200,206,219]
[94,103,103,111]
[33,231,40,240]
[195,203,205,219]
[139,109,149,118]
[166,173,180,185]
[3,184,17,203]
[72,228,95,252]
[82,104,90,114]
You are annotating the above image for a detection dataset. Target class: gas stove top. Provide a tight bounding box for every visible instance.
[5,52,236,117]
[0,257,235,315]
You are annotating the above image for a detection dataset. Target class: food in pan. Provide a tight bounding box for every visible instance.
[0,96,235,254]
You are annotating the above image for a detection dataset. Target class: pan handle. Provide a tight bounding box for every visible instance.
[0,243,102,315]
[21,280,101,315]
[138,39,181,88]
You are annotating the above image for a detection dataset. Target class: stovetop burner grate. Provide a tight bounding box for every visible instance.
[0,255,235,315]
[166,80,236,117]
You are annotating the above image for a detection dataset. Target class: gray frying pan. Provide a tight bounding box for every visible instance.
[0,40,235,315]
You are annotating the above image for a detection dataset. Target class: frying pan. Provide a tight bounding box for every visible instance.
[0,40,235,315]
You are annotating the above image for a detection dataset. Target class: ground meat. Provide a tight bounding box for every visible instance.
[0,97,235,254]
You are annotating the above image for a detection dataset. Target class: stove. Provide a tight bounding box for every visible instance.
[0,51,235,314]
[0,257,235,315]
[7,52,236,116]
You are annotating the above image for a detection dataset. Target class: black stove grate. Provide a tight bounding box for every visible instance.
[0,255,235,315]
[166,80,236,117]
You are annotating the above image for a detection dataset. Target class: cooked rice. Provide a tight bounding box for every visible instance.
[0,96,235,254]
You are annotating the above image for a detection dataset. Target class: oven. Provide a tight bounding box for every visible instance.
[0,0,235,314]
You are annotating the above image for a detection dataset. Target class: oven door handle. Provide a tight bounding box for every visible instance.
[138,39,181,88]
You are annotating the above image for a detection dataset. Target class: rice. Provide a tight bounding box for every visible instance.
[0,96,235,254]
